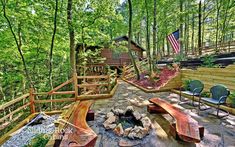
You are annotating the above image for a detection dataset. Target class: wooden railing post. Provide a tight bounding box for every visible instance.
[107,70,111,93]
[115,69,118,84]
[29,88,35,114]
[73,72,78,100]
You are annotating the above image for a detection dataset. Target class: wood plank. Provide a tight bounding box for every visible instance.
[0,93,29,110]
[29,88,35,114]
[0,103,30,123]
[52,91,75,95]
[60,100,97,147]
[78,83,108,88]
[46,103,78,147]
[0,113,24,131]
[149,98,201,143]
[34,98,76,103]
[48,78,73,94]
[74,73,78,99]
[77,75,108,79]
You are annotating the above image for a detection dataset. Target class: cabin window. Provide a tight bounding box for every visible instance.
[112,52,120,59]
[131,51,138,58]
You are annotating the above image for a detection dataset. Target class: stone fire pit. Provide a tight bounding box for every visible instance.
[103,106,152,139]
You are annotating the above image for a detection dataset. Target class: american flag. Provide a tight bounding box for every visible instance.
[167,30,180,54]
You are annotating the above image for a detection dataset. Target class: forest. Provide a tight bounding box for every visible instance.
[1,0,235,147]
[0,0,234,102]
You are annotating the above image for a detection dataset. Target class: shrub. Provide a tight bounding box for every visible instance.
[25,134,49,147]
[201,55,217,68]
[173,54,186,63]
[228,91,235,108]
[200,91,211,97]
[183,79,192,91]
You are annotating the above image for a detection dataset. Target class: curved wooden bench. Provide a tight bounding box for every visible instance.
[60,100,97,147]
[148,98,204,143]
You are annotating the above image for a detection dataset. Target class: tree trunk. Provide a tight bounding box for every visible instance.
[1,0,33,88]
[127,0,140,80]
[215,0,221,53]
[145,0,152,74]
[191,13,195,55]
[152,0,157,70]
[179,0,184,55]
[49,0,58,89]
[67,0,76,75]
[167,37,170,56]
[198,0,202,55]
[202,1,206,51]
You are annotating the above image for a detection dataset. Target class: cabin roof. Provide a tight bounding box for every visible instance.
[113,35,145,51]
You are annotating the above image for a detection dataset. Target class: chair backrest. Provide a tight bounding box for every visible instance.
[189,80,204,93]
[210,85,230,102]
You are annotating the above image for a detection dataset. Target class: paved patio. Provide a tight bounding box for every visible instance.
[89,80,235,147]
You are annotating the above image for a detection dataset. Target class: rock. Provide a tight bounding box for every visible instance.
[128,126,149,139]
[114,123,124,136]
[103,123,117,130]
[137,97,144,101]
[125,106,134,115]
[147,86,153,89]
[128,99,141,107]
[141,114,147,118]
[141,117,152,130]
[106,112,114,118]
[119,139,140,147]
[144,75,149,79]
[104,115,116,124]
[133,111,141,120]
[123,127,132,136]
[126,106,134,112]
[112,108,124,116]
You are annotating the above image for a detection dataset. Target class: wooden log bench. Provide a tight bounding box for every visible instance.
[48,100,97,147]
[148,98,204,143]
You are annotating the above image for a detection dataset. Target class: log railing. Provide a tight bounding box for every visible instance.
[0,71,118,136]
[0,93,30,132]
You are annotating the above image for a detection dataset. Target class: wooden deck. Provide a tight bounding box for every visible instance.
[59,100,97,147]
[149,98,204,143]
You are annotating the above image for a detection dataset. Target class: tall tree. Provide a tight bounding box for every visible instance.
[179,0,184,55]
[145,0,152,74]
[127,0,140,80]
[1,0,33,88]
[198,0,202,55]
[152,0,157,70]
[49,0,59,89]
[67,0,76,74]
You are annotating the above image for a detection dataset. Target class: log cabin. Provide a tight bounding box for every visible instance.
[75,36,145,75]
[101,35,145,67]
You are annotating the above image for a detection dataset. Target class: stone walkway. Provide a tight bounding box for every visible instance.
[89,81,235,147]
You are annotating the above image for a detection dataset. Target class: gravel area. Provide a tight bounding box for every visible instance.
[2,114,59,147]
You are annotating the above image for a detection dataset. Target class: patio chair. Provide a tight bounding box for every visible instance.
[180,80,204,106]
[198,84,230,118]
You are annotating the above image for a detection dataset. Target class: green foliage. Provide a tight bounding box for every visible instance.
[25,134,49,147]
[202,55,217,68]
[200,91,211,97]
[109,41,128,54]
[228,91,235,107]
[173,54,186,63]
[183,79,192,91]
